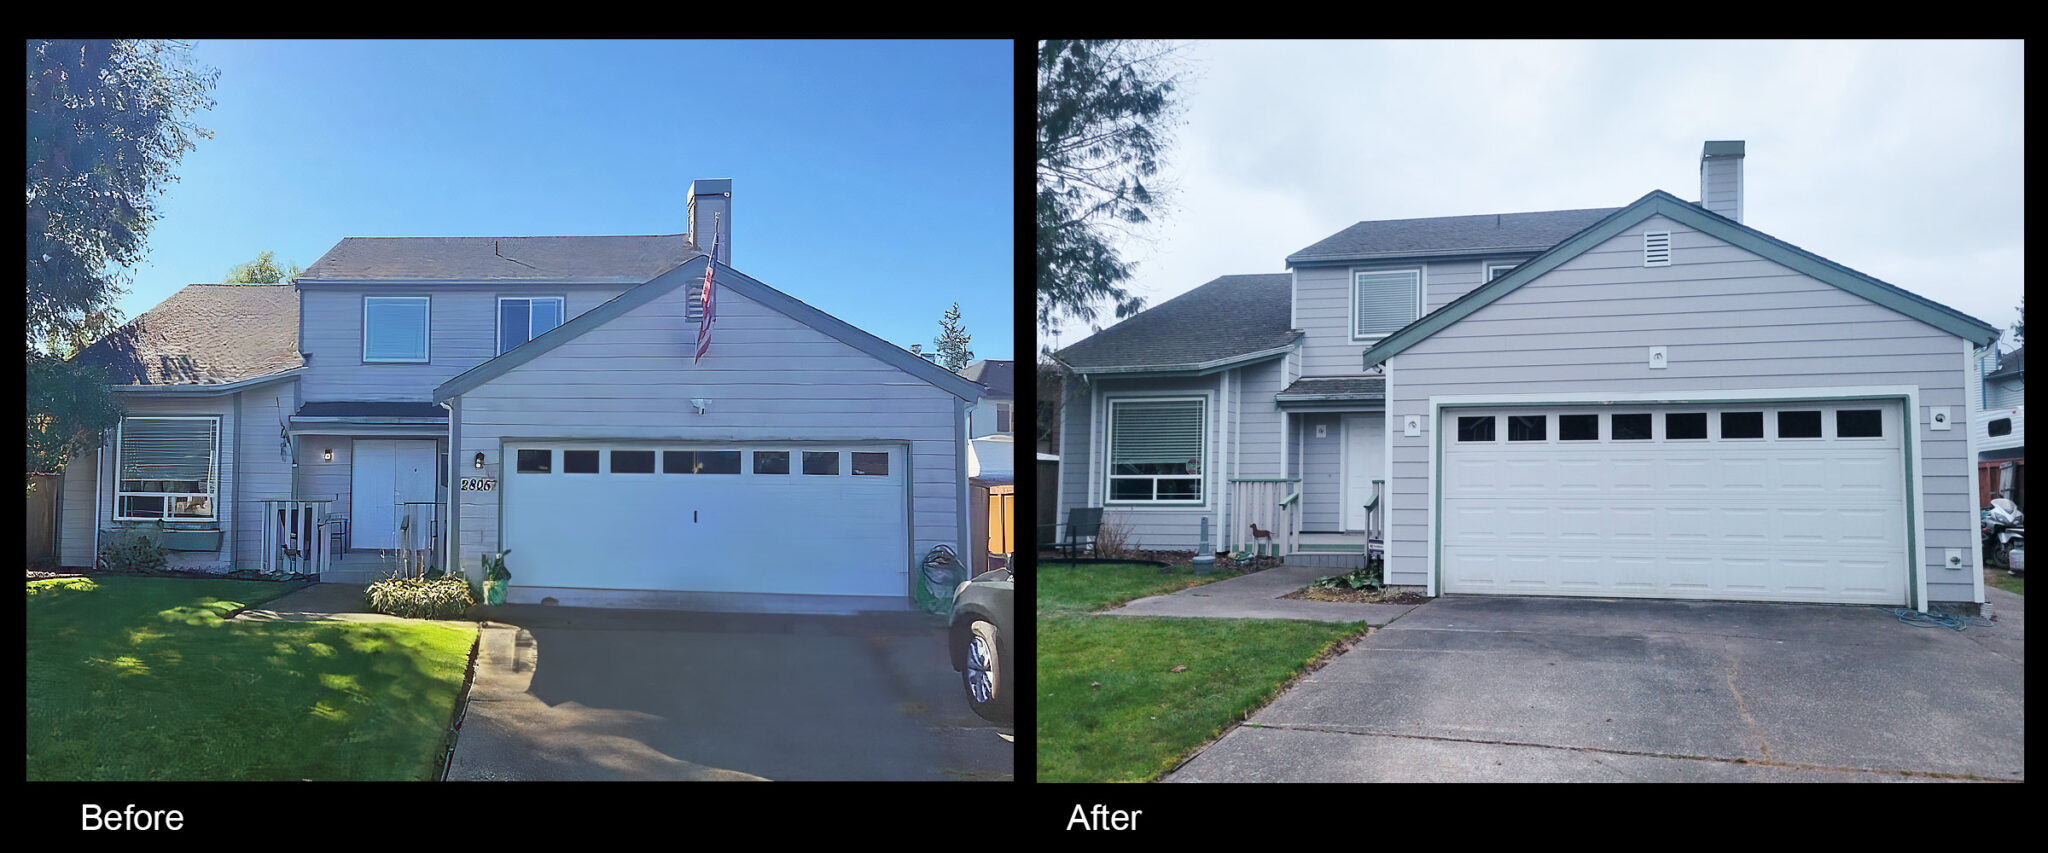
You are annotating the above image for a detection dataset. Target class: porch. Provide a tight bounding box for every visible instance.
[252,499,440,583]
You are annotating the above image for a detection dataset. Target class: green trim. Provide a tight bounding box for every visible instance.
[1278,491,1300,508]
[1702,140,1745,158]
[1362,191,2000,371]
[433,255,986,402]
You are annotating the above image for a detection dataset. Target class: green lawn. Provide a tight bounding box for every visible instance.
[1986,569,2024,596]
[27,575,478,781]
[1037,562,1366,783]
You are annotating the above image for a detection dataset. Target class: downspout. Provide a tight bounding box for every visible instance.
[956,395,970,571]
[440,398,458,578]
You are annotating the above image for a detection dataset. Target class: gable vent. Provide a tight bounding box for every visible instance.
[1643,230,1671,267]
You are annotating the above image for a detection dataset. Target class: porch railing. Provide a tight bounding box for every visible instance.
[1228,478,1301,556]
[256,499,334,577]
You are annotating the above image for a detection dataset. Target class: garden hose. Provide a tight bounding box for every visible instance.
[914,544,959,615]
[1883,605,1996,632]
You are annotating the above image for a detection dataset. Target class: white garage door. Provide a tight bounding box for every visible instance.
[1440,402,1908,605]
[502,443,908,598]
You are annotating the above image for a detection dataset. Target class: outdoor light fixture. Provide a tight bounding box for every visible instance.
[474,452,486,469]
[323,448,333,462]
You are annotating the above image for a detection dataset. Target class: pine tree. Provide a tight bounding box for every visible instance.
[933,303,974,370]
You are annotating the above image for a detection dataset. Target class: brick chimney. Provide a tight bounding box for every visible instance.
[1700,141,1744,223]
[688,178,732,265]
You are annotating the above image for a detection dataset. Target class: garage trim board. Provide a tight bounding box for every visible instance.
[1425,386,1927,610]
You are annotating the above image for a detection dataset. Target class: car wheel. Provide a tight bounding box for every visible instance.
[962,619,1011,723]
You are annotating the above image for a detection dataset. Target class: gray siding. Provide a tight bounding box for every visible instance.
[57,446,97,568]
[1385,213,1978,602]
[1062,373,1222,553]
[1986,376,2024,409]
[297,283,632,403]
[451,278,963,592]
[1292,254,1538,377]
[1057,380,1091,544]
[233,382,298,568]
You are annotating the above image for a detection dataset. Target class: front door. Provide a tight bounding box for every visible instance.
[1342,414,1385,532]
[352,439,437,550]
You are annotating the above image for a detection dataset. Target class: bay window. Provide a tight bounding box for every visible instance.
[115,416,219,521]
[1106,398,1205,504]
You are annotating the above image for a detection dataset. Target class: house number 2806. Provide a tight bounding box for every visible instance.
[460,478,498,491]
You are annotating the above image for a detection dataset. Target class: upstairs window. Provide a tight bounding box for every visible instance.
[364,296,430,363]
[498,297,565,355]
[115,417,218,520]
[995,402,1012,433]
[1352,269,1421,340]
[1107,398,1205,503]
[1486,263,1518,282]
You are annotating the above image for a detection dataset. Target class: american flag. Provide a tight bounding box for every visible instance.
[695,226,719,364]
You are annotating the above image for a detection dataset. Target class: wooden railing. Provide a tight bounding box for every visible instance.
[1228,478,1301,557]
[256,499,334,577]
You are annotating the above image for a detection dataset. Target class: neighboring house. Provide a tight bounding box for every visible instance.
[1971,344,2024,507]
[55,179,984,612]
[1056,141,2001,610]
[958,359,1014,479]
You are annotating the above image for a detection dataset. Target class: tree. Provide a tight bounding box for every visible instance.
[1036,39,1187,336]
[225,250,301,284]
[2014,298,2024,347]
[26,39,218,486]
[932,303,974,370]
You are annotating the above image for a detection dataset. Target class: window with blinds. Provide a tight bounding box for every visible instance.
[1353,269,1420,339]
[1106,398,1205,503]
[364,296,430,362]
[115,417,219,520]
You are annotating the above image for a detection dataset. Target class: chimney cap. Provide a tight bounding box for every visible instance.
[688,178,733,196]
[1702,140,1746,158]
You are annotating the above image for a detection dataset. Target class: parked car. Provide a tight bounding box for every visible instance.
[949,566,1013,724]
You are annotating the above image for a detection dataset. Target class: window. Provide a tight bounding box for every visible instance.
[1456,416,1495,442]
[1836,409,1883,438]
[995,402,1012,433]
[498,297,565,355]
[851,452,890,476]
[802,451,841,476]
[1559,414,1599,441]
[363,296,429,362]
[563,450,599,473]
[611,450,655,473]
[516,449,552,473]
[1721,412,1764,439]
[1107,398,1205,503]
[754,450,790,474]
[1666,413,1708,440]
[1611,414,1652,440]
[1990,418,2013,437]
[1486,263,1518,282]
[115,417,218,520]
[664,450,741,474]
[1778,411,1822,438]
[1352,269,1420,340]
[1507,415,1546,441]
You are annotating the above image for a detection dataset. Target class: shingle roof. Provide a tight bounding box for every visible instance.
[1987,345,2024,379]
[1287,207,1621,265]
[957,359,1014,397]
[72,284,300,386]
[1056,274,1299,372]
[1275,376,1385,401]
[300,234,699,282]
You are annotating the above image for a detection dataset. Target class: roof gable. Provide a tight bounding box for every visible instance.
[1361,191,2000,369]
[434,255,985,401]
[957,359,1014,397]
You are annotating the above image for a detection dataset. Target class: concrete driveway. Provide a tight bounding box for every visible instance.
[1168,592,2023,782]
[446,605,1012,781]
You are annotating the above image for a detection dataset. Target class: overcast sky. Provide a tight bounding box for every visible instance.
[1049,39,2024,352]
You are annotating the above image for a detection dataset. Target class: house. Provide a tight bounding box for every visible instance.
[1972,344,2024,507]
[1055,142,2002,610]
[55,179,985,612]
[958,359,1014,479]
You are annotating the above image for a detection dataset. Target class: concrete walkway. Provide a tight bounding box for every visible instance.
[231,581,471,627]
[1102,563,1421,625]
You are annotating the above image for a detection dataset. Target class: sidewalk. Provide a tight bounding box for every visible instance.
[1102,562,1421,625]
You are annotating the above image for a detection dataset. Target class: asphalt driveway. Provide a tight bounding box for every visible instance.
[1168,592,2023,782]
[446,605,1012,781]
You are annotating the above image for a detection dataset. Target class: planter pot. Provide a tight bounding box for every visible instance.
[483,580,507,606]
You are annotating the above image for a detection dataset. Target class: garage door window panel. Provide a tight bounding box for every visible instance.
[1106,398,1205,503]
[563,450,599,473]
[666,450,741,474]
[516,449,552,473]
[1611,414,1653,441]
[754,450,790,474]
[803,451,841,476]
[1559,414,1599,441]
[1778,410,1823,439]
[851,452,889,476]
[1456,416,1496,443]
[1666,413,1707,440]
[1721,412,1764,440]
[1507,415,1546,442]
[1836,409,1883,439]
[611,450,655,474]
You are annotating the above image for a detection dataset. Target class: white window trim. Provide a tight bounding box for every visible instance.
[1484,261,1519,283]
[112,415,221,522]
[363,295,431,363]
[1104,395,1208,506]
[495,295,567,356]
[1349,266,1424,343]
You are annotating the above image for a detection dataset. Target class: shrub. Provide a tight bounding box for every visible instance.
[1312,565,1383,592]
[98,524,169,573]
[1095,513,1140,559]
[364,576,475,620]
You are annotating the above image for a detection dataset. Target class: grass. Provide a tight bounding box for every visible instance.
[27,575,478,781]
[1985,569,2024,596]
[1037,562,1367,783]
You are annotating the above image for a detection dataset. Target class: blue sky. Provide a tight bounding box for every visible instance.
[120,39,1014,361]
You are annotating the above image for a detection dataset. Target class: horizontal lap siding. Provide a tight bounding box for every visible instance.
[1386,214,1976,601]
[1058,382,1090,545]
[57,450,97,568]
[1073,374,1218,553]
[233,383,297,569]
[299,284,630,403]
[1295,256,1538,377]
[454,282,962,590]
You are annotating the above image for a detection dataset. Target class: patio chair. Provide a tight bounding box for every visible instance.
[1056,507,1104,561]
